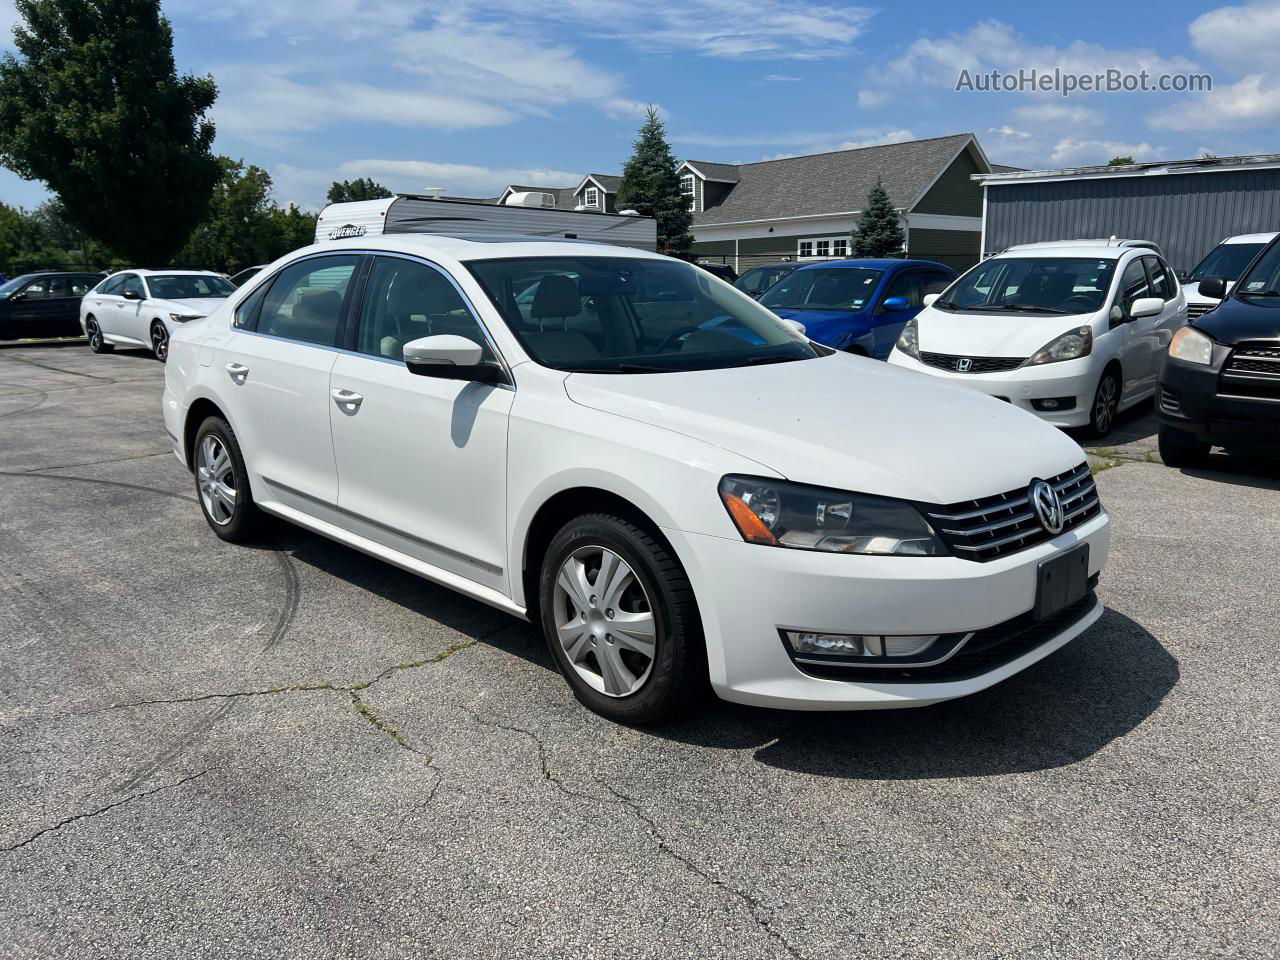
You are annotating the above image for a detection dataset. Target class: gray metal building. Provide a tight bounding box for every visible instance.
[974,154,1280,273]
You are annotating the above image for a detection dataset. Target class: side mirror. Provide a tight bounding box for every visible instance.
[1177,269,1190,283]
[1198,276,1226,300]
[403,335,507,385]
[8,292,25,303]
[782,317,806,335]
[922,293,939,307]
[882,296,911,312]
[1130,296,1165,320]
[122,289,143,301]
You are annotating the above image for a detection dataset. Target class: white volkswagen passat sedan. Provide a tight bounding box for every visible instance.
[163,236,1109,723]
[81,269,237,360]
[888,241,1187,437]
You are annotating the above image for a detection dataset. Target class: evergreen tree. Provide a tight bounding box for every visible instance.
[851,179,905,258]
[327,178,394,204]
[1107,156,1135,166]
[0,0,221,264]
[615,107,693,256]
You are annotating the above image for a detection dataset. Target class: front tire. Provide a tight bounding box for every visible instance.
[150,320,169,362]
[193,416,263,542]
[85,317,114,353]
[1158,424,1211,468]
[1086,367,1121,438]
[538,514,705,724]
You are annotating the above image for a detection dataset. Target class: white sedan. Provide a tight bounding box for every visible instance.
[162,236,1109,723]
[81,269,237,361]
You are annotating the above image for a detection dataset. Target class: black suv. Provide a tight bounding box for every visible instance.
[0,271,102,340]
[1157,236,1280,466]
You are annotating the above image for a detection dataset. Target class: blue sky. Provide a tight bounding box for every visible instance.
[2,0,1278,211]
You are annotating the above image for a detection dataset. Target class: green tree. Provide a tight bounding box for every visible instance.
[1107,156,1135,166]
[615,107,693,256]
[851,179,905,258]
[0,0,220,265]
[327,178,394,204]
[270,203,318,252]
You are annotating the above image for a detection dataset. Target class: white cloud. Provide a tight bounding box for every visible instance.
[1149,73,1280,132]
[1009,104,1104,128]
[989,125,1032,140]
[763,74,801,83]
[1047,139,1159,167]
[1188,0,1280,70]
[674,127,913,150]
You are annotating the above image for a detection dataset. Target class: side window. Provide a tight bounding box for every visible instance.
[1116,259,1150,317]
[920,271,953,297]
[1144,256,1172,302]
[47,277,70,298]
[121,274,145,299]
[880,271,920,309]
[357,257,494,362]
[70,276,96,296]
[22,279,52,299]
[98,275,125,296]
[233,280,270,331]
[256,255,359,347]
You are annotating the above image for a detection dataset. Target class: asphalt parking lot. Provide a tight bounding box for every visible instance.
[1,340,1277,960]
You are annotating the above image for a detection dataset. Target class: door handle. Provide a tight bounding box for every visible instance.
[331,388,363,410]
[225,362,249,383]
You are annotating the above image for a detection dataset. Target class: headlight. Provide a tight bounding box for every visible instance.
[1168,326,1214,365]
[895,318,920,359]
[718,476,946,556]
[169,312,203,323]
[1025,326,1093,366]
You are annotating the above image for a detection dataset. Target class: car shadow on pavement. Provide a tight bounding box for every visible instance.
[1181,452,1280,487]
[0,338,87,349]
[653,608,1178,781]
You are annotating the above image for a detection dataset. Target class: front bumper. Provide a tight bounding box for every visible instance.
[1158,351,1280,447]
[888,350,1098,427]
[665,510,1110,710]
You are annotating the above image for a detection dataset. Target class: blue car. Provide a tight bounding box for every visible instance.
[757,258,957,359]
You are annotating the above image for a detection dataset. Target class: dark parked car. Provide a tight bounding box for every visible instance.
[1157,235,1280,465]
[0,272,101,340]
[734,261,802,298]
[695,261,738,283]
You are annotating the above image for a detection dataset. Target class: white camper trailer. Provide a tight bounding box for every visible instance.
[313,195,657,251]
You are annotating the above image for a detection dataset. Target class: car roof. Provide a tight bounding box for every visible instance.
[1221,232,1280,244]
[297,234,673,263]
[989,245,1142,261]
[792,257,948,271]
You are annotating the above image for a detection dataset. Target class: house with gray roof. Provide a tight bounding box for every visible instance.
[495,175,625,213]
[679,133,997,272]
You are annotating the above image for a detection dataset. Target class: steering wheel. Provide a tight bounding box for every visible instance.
[1061,295,1097,312]
[656,325,701,352]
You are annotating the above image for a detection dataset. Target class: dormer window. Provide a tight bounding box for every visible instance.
[584,187,600,208]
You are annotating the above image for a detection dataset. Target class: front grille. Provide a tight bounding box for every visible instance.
[1220,343,1280,401]
[1186,302,1216,322]
[919,462,1101,563]
[794,587,1099,683]
[919,352,1026,374]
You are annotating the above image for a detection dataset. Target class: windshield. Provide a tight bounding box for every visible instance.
[0,274,36,299]
[1233,240,1280,303]
[1189,243,1266,282]
[934,257,1117,316]
[758,268,882,311]
[146,274,235,300]
[734,264,794,295]
[466,256,820,373]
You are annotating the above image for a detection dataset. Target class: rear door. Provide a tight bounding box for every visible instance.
[86,274,124,335]
[219,253,362,508]
[1110,257,1156,399]
[328,254,514,591]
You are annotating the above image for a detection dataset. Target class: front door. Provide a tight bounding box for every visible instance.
[220,253,362,507]
[328,255,513,592]
[871,270,921,359]
[1111,258,1156,400]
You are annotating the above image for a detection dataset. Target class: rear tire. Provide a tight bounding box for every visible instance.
[538,513,705,724]
[1158,424,1211,468]
[85,317,113,353]
[193,416,263,542]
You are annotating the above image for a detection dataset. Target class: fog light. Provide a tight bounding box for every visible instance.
[1032,396,1077,412]
[783,631,940,659]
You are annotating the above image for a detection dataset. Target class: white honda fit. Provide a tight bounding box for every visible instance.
[163,236,1109,723]
[888,241,1187,437]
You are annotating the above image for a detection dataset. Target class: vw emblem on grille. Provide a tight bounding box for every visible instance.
[956,357,974,372]
[1030,479,1064,534]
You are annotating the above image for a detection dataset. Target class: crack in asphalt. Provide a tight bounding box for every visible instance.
[20,451,174,473]
[0,468,198,503]
[2,769,211,853]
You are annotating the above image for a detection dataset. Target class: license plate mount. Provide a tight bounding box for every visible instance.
[1034,543,1090,621]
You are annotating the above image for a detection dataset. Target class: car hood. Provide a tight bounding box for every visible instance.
[768,307,869,337]
[150,297,226,317]
[915,306,1090,358]
[563,353,1085,504]
[1194,297,1280,344]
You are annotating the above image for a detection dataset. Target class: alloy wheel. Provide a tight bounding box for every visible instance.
[152,323,169,361]
[87,319,101,350]
[196,434,237,526]
[1094,374,1118,434]
[553,545,656,697]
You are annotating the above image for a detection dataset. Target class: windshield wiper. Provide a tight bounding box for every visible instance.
[736,354,803,367]
[974,304,1073,315]
[568,363,673,374]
